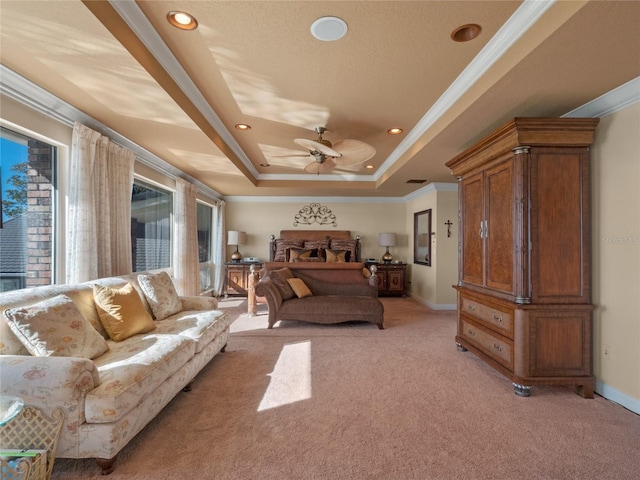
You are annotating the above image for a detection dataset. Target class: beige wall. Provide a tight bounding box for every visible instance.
[225,200,407,263]
[405,186,459,309]
[591,102,640,405]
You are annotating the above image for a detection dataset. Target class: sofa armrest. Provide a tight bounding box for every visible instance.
[179,295,218,311]
[0,355,99,402]
[255,278,283,328]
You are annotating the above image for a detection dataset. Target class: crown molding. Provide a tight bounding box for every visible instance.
[374,0,555,182]
[564,76,640,118]
[0,64,223,200]
[109,0,260,180]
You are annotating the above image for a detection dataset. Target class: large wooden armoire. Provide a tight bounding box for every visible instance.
[445,118,599,397]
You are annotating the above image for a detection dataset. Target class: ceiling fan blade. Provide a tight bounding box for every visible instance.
[332,139,376,166]
[304,157,337,174]
[294,138,341,158]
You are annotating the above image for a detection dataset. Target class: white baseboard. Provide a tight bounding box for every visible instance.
[408,293,456,311]
[596,381,640,415]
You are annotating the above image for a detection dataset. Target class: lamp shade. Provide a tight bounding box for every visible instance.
[378,232,396,247]
[227,230,246,245]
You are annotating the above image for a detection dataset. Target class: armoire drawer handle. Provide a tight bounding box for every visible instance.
[492,313,503,322]
[467,328,476,337]
[493,343,503,352]
[467,304,475,311]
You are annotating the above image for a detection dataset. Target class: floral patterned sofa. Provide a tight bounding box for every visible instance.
[0,271,232,474]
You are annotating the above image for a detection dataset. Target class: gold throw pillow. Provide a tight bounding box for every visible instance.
[93,283,156,342]
[325,249,347,263]
[286,278,313,298]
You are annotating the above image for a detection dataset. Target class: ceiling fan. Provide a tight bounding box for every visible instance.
[290,127,376,174]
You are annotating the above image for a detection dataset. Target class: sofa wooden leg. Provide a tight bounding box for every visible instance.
[377,323,384,330]
[182,381,193,392]
[96,455,117,475]
[221,343,227,352]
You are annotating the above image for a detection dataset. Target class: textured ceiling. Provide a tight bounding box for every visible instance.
[1,1,639,198]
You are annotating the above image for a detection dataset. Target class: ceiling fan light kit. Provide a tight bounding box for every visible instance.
[292,127,376,174]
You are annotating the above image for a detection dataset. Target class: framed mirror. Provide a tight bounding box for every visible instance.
[414,209,432,266]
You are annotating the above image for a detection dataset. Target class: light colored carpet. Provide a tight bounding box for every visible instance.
[52,297,640,479]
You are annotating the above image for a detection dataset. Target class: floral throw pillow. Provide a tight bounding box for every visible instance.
[4,294,109,359]
[137,271,183,320]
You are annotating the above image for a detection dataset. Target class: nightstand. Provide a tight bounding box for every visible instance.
[367,262,407,296]
[225,262,263,296]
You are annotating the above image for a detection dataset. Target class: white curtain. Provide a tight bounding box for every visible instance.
[67,123,134,283]
[174,178,199,296]
[212,200,226,296]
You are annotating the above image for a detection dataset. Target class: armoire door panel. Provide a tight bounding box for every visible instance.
[485,160,514,294]
[461,173,484,286]
[530,149,589,303]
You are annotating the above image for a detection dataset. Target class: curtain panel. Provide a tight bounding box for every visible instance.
[67,123,134,283]
[212,200,226,296]
[174,178,199,296]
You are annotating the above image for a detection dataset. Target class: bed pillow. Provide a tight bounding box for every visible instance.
[287,278,313,298]
[93,283,156,342]
[269,268,296,300]
[287,248,315,262]
[138,271,183,320]
[329,238,357,262]
[4,294,109,359]
[274,239,304,262]
[326,249,347,263]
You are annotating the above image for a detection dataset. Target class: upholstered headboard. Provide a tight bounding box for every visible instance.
[269,230,361,262]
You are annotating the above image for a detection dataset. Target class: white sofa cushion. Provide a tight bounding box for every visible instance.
[154,310,230,354]
[137,272,183,320]
[86,332,195,423]
[4,294,109,359]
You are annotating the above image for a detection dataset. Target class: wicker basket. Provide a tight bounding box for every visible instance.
[0,407,64,480]
[0,449,45,480]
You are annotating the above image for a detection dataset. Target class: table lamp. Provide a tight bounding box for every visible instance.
[378,232,396,264]
[228,230,247,263]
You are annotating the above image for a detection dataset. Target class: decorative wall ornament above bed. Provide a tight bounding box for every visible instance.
[293,203,337,227]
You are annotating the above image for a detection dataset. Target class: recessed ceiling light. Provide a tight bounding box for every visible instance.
[387,128,403,135]
[167,11,198,30]
[365,165,375,170]
[310,16,348,42]
[235,124,251,130]
[451,24,481,42]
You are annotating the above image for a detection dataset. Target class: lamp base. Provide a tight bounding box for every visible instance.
[382,250,393,264]
[231,250,243,263]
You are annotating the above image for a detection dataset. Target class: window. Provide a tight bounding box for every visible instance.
[0,127,56,292]
[197,202,213,292]
[131,180,172,272]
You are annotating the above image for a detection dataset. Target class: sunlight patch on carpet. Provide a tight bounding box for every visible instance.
[258,341,311,411]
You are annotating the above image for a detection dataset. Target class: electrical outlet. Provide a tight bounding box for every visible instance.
[603,344,612,360]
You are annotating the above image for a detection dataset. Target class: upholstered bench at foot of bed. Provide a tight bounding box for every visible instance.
[272,295,384,329]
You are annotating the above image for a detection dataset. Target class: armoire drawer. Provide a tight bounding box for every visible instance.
[461,319,513,369]
[461,296,513,336]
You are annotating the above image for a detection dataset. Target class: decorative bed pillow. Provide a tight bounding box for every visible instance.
[268,268,296,300]
[326,249,347,263]
[329,238,357,262]
[93,283,156,342]
[4,294,109,359]
[274,239,304,262]
[304,239,329,259]
[138,271,183,320]
[287,248,315,262]
[292,257,324,263]
[287,278,313,298]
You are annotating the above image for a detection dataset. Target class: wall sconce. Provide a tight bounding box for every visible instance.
[378,232,397,264]
[227,230,247,263]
